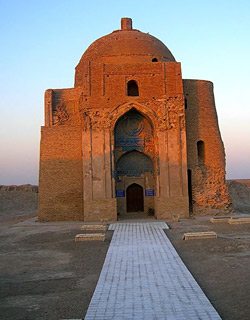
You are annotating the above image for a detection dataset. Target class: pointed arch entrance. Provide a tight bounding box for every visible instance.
[114,108,156,217]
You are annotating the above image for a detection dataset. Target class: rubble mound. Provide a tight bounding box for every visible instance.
[0,181,250,217]
[0,184,38,217]
[0,184,38,192]
[227,180,250,213]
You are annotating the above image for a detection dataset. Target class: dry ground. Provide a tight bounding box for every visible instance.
[0,183,250,319]
[166,219,250,320]
[0,213,113,320]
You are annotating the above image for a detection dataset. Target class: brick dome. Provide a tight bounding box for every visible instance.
[75,18,175,86]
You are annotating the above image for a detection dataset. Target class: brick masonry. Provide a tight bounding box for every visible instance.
[38,18,231,222]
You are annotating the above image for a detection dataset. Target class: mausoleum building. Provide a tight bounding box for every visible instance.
[38,18,231,221]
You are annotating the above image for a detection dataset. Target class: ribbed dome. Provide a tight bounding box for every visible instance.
[75,18,175,86]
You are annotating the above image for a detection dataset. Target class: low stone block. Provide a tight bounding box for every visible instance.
[210,216,232,223]
[171,214,180,222]
[228,217,250,225]
[81,224,107,231]
[75,233,105,242]
[182,231,217,240]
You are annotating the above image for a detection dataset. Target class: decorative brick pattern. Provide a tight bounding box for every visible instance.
[39,18,230,222]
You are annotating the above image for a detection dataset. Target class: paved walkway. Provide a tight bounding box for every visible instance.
[85,222,221,320]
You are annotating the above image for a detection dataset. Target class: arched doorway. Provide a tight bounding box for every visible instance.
[115,150,154,216]
[114,109,155,217]
[126,183,144,212]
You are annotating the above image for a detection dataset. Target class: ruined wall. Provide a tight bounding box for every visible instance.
[39,59,190,221]
[183,79,231,214]
[44,87,82,127]
[40,41,191,222]
[38,17,231,221]
[38,126,83,221]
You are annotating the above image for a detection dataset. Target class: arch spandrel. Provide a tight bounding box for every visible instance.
[110,102,159,131]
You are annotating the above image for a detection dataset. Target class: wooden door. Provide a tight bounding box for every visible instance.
[126,184,144,212]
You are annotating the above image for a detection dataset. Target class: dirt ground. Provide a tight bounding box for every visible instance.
[0,183,250,319]
[0,213,113,320]
[166,219,250,320]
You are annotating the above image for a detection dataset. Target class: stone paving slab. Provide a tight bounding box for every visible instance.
[75,233,105,242]
[108,221,169,230]
[228,217,250,224]
[210,216,232,223]
[85,222,221,320]
[182,231,217,240]
[81,224,107,231]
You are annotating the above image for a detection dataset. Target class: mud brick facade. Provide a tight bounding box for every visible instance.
[38,18,231,221]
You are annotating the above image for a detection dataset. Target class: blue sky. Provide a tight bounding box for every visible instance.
[0,0,249,184]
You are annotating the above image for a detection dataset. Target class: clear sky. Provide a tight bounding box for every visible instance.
[0,0,249,185]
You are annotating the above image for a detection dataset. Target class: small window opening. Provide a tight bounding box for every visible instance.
[197,140,205,165]
[152,58,158,62]
[185,97,188,109]
[187,169,193,213]
[127,80,139,96]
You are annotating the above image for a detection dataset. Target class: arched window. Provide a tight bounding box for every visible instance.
[127,80,139,96]
[197,140,205,165]
[117,150,153,177]
[152,58,158,62]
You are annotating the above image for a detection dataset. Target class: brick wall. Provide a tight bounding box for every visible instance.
[38,126,83,221]
[184,79,231,214]
[39,23,230,221]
